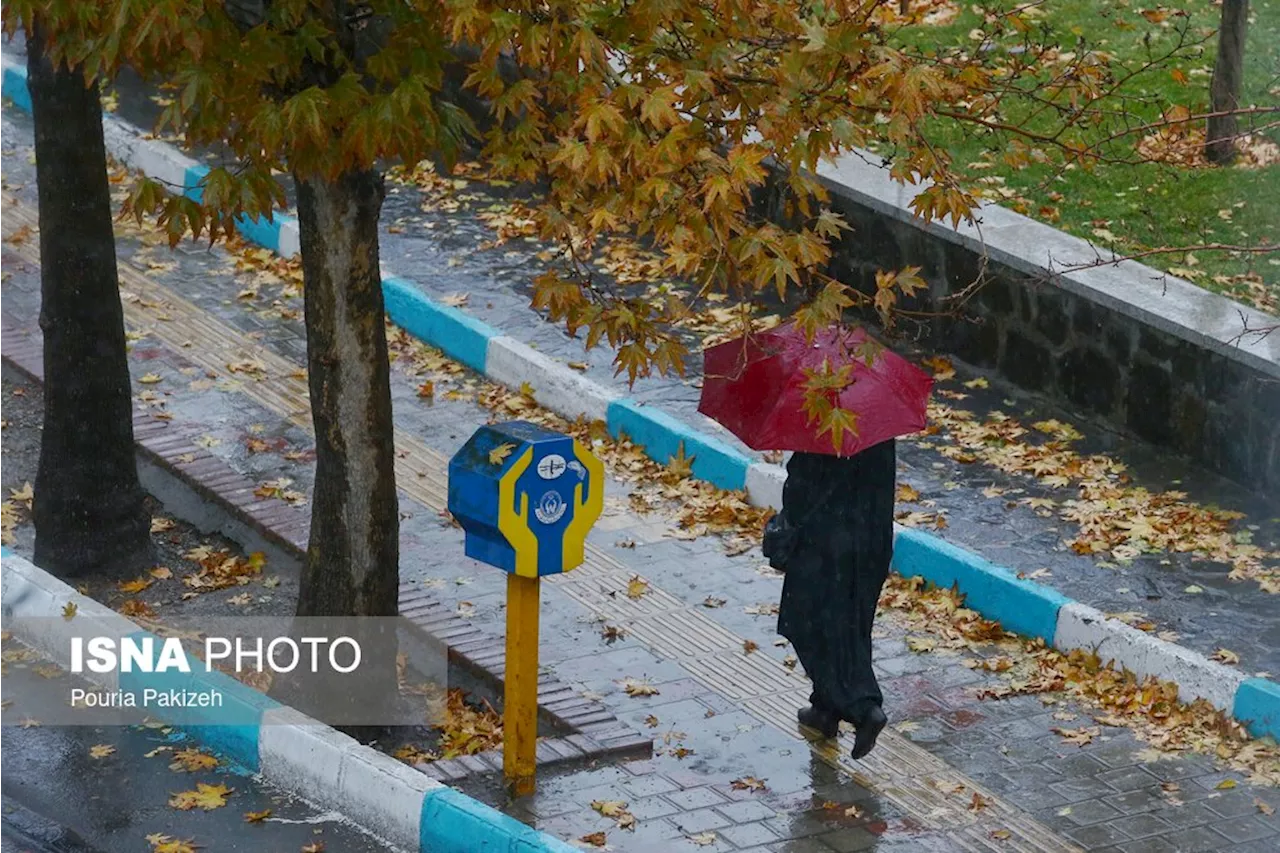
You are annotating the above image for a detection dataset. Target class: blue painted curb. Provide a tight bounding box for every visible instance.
[383,275,497,374]
[421,788,578,853]
[606,398,751,491]
[1234,678,1280,741]
[891,527,1070,644]
[183,163,291,253]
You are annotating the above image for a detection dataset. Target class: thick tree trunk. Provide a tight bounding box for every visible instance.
[294,167,400,620]
[27,25,154,577]
[290,168,400,739]
[1206,0,1249,166]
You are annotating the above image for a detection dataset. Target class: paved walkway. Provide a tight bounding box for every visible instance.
[3,106,1278,852]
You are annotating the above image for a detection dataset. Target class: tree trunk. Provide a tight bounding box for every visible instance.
[1206,0,1248,166]
[27,24,154,577]
[294,167,400,620]
[290,167,400,739]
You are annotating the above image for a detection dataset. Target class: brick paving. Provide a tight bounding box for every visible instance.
[3,106,1279,852]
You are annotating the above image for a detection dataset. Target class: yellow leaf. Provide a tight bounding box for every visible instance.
[169,783,234,811]
[920,356,955,380]
[620,678,660,697]
[666,442,695,481]
[580,831,608,847]
[1210,648,1240,665]
[906,637,936,653]
[150,566,174,580]
[963,377,989,389]
[62,602,77,621]
[896,483,921,503]
[730,776,768,791]
[417,381,435,400]
[991,829,1012,841]
[119,577,153,594]
[1256,799,1275,816]
[689,832,718,846]
[90,744,117,759]
[488,443,516,466]
[626,575,649,599]
[1216,779,1238,790]
[441,293,469,308]
[244,809,272,823]
[169,748,219,773]
[140,373,164,384]
[146,835,201,853]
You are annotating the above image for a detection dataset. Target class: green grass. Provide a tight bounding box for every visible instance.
[886,0,1279,311]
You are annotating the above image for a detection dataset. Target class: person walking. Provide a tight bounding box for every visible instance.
[769,440,896,759]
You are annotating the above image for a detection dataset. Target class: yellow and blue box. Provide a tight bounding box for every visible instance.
[448,421,604,578]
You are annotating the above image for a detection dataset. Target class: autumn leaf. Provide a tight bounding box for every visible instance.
[1216,779,1238,790]
[743,639,759,655]
[244,809,272,823]
[169,748,219,773]
[643,714,660,728]
[730,776,767,791]
[625,575,649,599]
[441,293,469,307]
[990,829,1012,841]
[169,783,234,811]
[1051,726,1100,747]
[119,577,153,594]
[1210,648,1240,666]
[895,483,921,503]
[580,831,607,847]
[301,843,325,853]
[140,373,164,384]
[150,566,174,580]
[62,602,77,621]
[665,443,695,481]
[689,832,718,846]
[963,377,989,389]
[969,792,992,812]
[590,799,636,830]
[921,356,955,381]
[89,744,117,759]
[701,595,726,608]
[151,517,175,533]
[146,835,201,853]
[620,678,660,697]
[488,443,516,466]
[417,381,435,400]
[905,637,936,653]
[1255,799,1276,816]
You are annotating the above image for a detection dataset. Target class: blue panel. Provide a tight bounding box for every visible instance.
[0,546,13,558]
[2,63,32,114]
[117,631,273,771]
[1234,678,1280,740]
[420,787,579,853]
[606,399,750,492]
[382,275,496,374]
[891,528,1069,643]
[183,163,210,203]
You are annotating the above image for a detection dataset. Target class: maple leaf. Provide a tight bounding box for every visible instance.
[590,799,637,830]
[665,443,695,481]
[440,293,469,307]
[579,831,607,847]
[643,714,660,727]
[920,356,955,381]
[990,829,1012,841]
[1051,726,1100,747]
[689,832,718,846]
[625,576,650,599]
[168,747,219,773]
[11,482,34,506]
[151,517,175,533]
[119,577,153,594]
[730,776,767,791]
[895,483,921,503]
[89,744,117,759]
[150,566,174,580]
[906,637,936,653]
[620,678,660,697]
[169,783,234,811]
[743,640,759,655]
[702,596,726,608]
[968,792,992,812]
[1210,648,1240,665]
[140,373,164,384]
[62,602,77,621]
[488,443,516,466]
[1255,799,1276,816]
[244,809,272,823]
[417,380,435,400]
[301,843,325,853]
[146,835,201,853]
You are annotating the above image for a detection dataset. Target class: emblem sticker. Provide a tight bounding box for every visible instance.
[566,460,586,480]
[534,490,567,525]
[536,454,567,480]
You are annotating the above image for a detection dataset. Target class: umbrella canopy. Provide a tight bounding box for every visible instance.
[698,325,933,456]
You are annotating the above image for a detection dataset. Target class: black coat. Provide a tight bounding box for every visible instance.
[777,440,896,723]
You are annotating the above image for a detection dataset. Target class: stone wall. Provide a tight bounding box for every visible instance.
[800,154,1280,496]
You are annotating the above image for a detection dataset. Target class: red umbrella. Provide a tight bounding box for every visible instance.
[698,325,933,456]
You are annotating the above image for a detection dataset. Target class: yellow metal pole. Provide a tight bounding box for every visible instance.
[503,572,540,796]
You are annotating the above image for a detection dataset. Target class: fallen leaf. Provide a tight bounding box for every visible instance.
[969,792,992,812]
[1210,648,1240,666]
[150,566,174,580]
[169,748,219,773]
[590,799,636,830]
[244,809,272,823]
[688,832,718,846]
[62,602,77,621]
[921,356,955,380]
[301,843,325,853]
[906,637,936,653]
[730,776,768,791]
[963,377,990,389]
[620,678,660,697]
[140,373,164,384]
[1051,726,1100,747]
[488,442,516,466]
[441,293,469,307]
[990,829,1012,841]
[644,714,660,728]
[169,782,234,811]
[89,744,117,759]
[1216,779,1238,790]
[579,831,607,847]
[701,596,727,608]
[895,483,921,503]
[1255,799,1276,816]
[146,835,201,853]
[626,576,650,599]
[743,639,759,655]
[119,577,153,594]
[417,381,435,400]
[151,517,175,533]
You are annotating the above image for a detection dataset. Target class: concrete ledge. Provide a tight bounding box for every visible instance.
[606,398,751,492]
[485,336,619,424]
[744,462,786,510]
[1053,603,1245,711]
[891,527,1069,644]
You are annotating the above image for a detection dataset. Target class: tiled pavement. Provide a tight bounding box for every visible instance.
[3,112,1279,852]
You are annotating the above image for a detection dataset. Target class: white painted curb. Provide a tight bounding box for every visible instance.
[485,335,619,424]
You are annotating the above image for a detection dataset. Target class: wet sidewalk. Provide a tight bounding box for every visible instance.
[3,105,1279,852]
[80,61,1280,680]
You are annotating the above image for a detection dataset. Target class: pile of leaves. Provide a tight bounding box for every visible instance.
[918,391,1279,593]
[179,546,265,594]
[431,688,503,760]
[878,574,1280,784]
[1137,107,1280,170]
[1,481,33,545]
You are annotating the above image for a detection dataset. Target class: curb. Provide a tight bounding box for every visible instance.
[0,547,576,853]
[4,59,1277,743]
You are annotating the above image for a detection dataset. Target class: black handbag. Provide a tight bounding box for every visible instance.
[762,512,801,571]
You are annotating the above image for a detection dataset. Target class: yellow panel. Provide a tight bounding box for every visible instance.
[561,440,605,573]
[497,447,539,577]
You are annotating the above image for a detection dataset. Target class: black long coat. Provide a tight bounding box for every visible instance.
[777,440,896,724]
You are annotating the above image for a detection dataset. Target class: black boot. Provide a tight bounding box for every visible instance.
[797,704,840,739]
[851,705,887,760]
